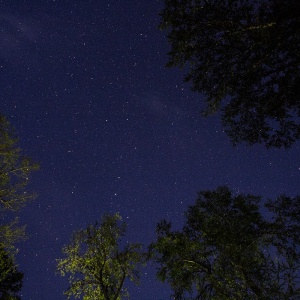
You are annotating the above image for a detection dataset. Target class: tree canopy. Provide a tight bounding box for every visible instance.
[57,213,144,300]
[160,0,300,148]
[150,186,300,299]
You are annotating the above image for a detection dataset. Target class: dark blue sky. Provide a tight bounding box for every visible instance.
[1,1,299,299]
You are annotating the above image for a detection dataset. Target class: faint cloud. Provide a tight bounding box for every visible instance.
[142,95,168,116]
[1,14,38,41]
[0,13,40,67]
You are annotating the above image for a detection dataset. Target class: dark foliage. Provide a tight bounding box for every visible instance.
[0,247,23,300]
[160,0,300,148]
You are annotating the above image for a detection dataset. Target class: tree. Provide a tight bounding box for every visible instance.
[0,246,23,300]
[0,114,38,247]
[160,0,300,148]
[57,213,145,300]
[150,186,300,299]
[0,114,38,299]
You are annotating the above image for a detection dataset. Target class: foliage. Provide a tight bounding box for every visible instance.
[0,219,26,254]
[57,213,145,300]
[150,186,300,299]
[0,246,23,300]
[0,115,39,213]
[160,0,300,148]
[0,115,38,249]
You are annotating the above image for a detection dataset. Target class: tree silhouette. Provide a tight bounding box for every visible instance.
[160,0,300,148]
[0,246,23,300]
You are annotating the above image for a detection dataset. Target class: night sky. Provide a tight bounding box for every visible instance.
[1,1,299,299]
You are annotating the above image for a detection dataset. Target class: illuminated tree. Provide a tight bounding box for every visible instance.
[151,186,300,299]
[0,115,38,213]
[0,114,38,249]
[0,114,38,299]
[57,213,144,300]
